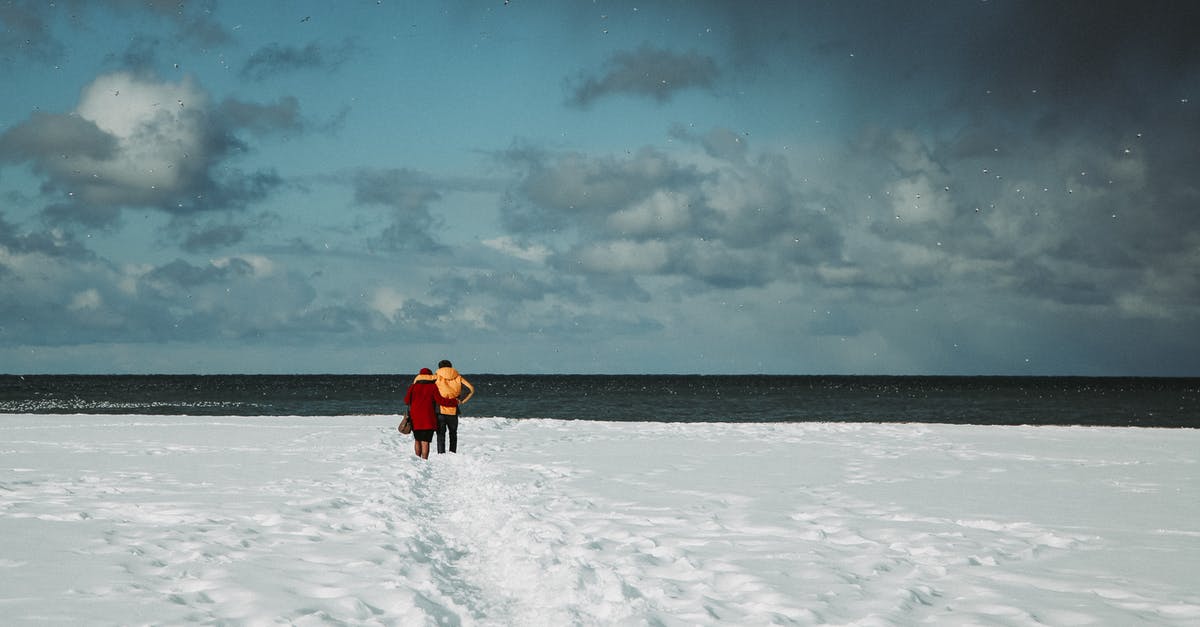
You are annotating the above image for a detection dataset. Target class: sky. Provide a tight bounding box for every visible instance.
[1,1,1199,376]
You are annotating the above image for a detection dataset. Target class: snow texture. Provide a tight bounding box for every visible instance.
[1,415,1198,625]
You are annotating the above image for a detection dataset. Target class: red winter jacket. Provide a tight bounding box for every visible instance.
[404,374,456,430]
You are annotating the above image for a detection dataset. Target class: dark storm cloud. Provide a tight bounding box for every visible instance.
[963,2,1200,111]
[817,111,1200,318]
[691,2,1199,135]
[240,39,356,81]
[523,0,1200,324]
[566,43,719,108]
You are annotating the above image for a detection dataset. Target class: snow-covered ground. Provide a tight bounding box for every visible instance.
[1,415,1198,626]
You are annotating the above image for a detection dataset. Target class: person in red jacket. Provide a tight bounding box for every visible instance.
[404,368,456,459]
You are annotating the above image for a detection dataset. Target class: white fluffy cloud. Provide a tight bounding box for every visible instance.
[68,288,103,311]
[371,287,407,323]
[481,236,552,264]
[886,175,955,224]
[0,71,295,229]
[70,72,208,204]
[576,239,671,274]
[607,189,693,236]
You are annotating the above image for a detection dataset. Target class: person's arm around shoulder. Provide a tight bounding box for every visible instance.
[434,390,458,408]
[459,376,475,404]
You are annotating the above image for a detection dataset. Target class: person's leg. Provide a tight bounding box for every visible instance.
[418,441,430,459]
[435,414,447,454]
[413,436,421,456]
[447,414,459,453]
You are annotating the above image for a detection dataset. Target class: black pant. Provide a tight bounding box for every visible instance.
[436,413,458,453]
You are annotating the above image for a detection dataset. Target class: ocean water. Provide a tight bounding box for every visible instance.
[1,375,1197,427]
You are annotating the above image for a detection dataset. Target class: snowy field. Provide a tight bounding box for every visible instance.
[1,415,1198,626]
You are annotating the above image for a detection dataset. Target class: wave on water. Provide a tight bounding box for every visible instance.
[0,398,260,414]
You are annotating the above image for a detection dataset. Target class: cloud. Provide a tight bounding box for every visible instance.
[349,168,444,252]
[0,111,117,163]
[0,71,297,226]
[668,124,748,163]
[964,3,1200,111]
[504,146,704,235]
[128,255,319,341]
[575,239,671,275]
[0,222,132,345]
[481,236,551,264]
[216,96,303,135]
[369,286,406,323]
[240,39,356,80]
[0,2,64,64]
[3,1,1198,374]
[181,224,247,253]
[501,141,842,291]
[0,219,458,349]
[607,189,693,237]
[497,107,1200,333]
[811,116,1200,328]
[115,34,165,73]
[0,1,230,67]
[567,43,719,108]
[0,212,94,262]
[67,287,103,311]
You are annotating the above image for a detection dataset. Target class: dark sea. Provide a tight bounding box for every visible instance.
[1,375,1197,428]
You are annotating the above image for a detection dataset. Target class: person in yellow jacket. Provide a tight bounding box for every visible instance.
[433,359,474,453]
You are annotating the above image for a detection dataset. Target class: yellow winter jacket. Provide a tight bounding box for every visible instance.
[434,366,474,415]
